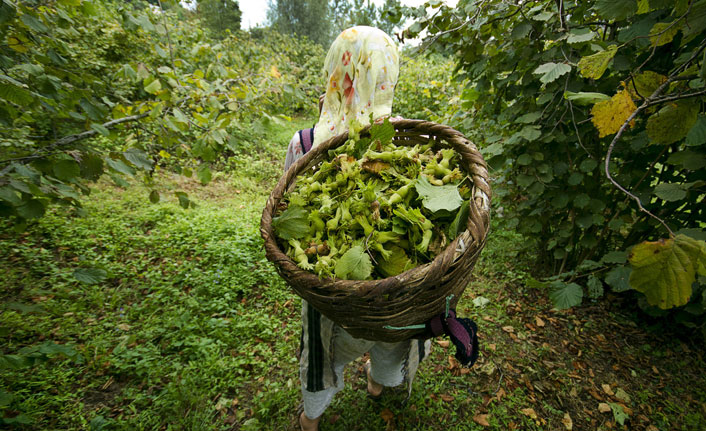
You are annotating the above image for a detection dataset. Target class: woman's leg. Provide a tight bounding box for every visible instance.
[368,339,431,393]
[299,303,374,427]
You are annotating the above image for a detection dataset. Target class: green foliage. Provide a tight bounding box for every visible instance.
[335,245,373,279]
[272,205,310,240]
[394,53,466,122]
[329,0,401,38]
[196,0,241,38]
[407,0,706,321]
[0,1,324,227]
[415,176,463,212]
[0,178,297,428]
[548,282,583,310]
[267,0,401,47]
[629,235,706,309]
[267,0,332,45]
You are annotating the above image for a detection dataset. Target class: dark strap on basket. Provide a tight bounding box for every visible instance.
[305,302,325,392]
[298,127,314,154]
[383,294,479,367]
[423,309,479,367]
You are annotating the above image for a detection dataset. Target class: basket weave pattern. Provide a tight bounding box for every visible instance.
[261,119,491,342]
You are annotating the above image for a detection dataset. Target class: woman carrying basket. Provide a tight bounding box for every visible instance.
[283,26,432,431]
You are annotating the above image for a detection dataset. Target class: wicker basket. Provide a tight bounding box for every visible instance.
[261,119,491,342]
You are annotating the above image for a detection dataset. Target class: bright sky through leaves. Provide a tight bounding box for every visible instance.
[237,0,458,29]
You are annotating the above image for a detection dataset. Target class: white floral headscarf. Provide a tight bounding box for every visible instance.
[312,26,400,148]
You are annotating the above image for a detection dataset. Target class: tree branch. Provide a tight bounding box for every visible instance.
[157,0,182,87]
[602,75,701,237]
[648,89,706,105]
[0,113,149,166]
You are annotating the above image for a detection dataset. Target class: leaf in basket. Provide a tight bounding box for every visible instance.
[448,200,470,240]
[271,205,309,240]
[352,137,371,159]
[369,117,396,147]
[415,176,463,213]
[377,245,414,277]
[335,245,372,280]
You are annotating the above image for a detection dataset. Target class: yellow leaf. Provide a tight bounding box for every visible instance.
[435,339,450,348]
[637,0,651,14]
[7,35,29,53]
[649,21,682,47]
[473,414,490,427]
[628,71,667,99]
[521,408,538,420]
[628,235,706,309]
[270,65,281,79]
[562,413,573,430]
[578,45,618,80]
[590,89,637,138]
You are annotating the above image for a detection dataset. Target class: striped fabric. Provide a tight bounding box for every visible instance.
[298,127,314,155]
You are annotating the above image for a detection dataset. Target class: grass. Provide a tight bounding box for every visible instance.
[1,115,705,430]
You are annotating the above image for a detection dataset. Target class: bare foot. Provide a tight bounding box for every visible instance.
[299,411,321,431]
[365,360,383,398]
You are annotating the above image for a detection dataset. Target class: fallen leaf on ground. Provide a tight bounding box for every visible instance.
[380,408,394,422]
[615,388,631,403]
[602,384,614,396]
[562,412,573,430]
[328,414,340,424]
[440,394,454,402]
[495,387,506,401]
[117,323,131,331]
[473,414,490,427]
[448,356,460,370]
[535,316,546,327]
[619,403,633,416]
[520,408,538,419]
[598,403,612,413]
[502,325,515,333]
[487,343,497,351]
[435,339,450,348]
[646,426,659,431]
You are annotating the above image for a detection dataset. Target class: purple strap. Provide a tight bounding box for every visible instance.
[424,308,479,367]
[429,314,444,337]
[299,127,314,154]
[446,310,472,357]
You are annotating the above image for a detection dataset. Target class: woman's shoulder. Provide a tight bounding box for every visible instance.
[289,130,301,145]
